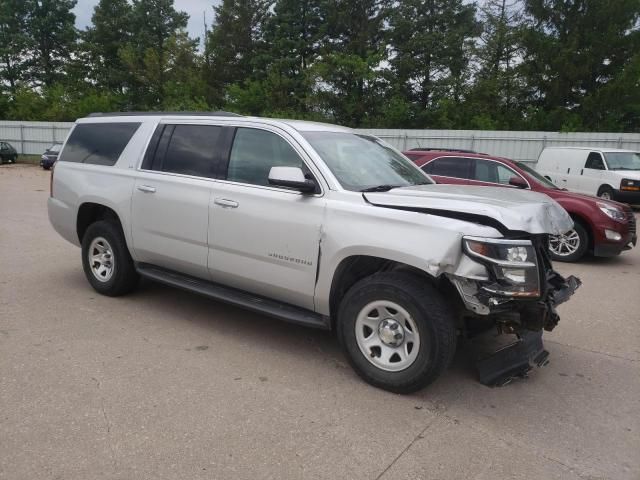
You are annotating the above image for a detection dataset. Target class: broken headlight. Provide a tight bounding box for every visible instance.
[462,236,540,297]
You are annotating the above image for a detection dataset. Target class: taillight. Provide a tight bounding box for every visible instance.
[49,163,55,197]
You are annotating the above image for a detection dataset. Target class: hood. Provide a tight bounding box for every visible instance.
[364,184,573,235]
[610,170,640,181]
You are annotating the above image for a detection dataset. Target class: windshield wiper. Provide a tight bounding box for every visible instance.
[360,184,401,192]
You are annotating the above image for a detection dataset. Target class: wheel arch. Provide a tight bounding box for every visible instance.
[568,212,594,251]
[328,255,442,329]
[77,202,125,244]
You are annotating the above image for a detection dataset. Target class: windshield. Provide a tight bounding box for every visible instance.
[302,132,431,191]
[604,152,640,170]
[516,161,558,189]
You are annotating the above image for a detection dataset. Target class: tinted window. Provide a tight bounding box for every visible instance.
[585,152,606,170]
[160,125,222,177]
[423,157,472,179]
[227,128,304,186]
[474,159,519,185]
[59,123,140,165]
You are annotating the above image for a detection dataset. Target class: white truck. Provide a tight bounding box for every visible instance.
[48,112,580,392]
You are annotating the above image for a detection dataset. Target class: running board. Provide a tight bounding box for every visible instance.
[136,263,330,330]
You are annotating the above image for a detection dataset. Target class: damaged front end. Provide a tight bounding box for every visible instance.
[449,234,581,386]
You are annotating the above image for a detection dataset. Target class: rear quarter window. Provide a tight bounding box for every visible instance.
[59,123,141,166]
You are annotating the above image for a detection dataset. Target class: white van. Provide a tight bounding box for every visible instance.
[535,147,640,204]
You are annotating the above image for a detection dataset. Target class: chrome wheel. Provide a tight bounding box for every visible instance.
[549,229,580,257]
[355,300,420,372]
[88,237,115,282]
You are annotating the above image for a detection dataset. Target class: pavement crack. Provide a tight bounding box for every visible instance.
[374,418,437,480]
[545,339,637,363]
[91,375,117,472]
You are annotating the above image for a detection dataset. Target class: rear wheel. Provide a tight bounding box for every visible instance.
[81,220,139,296]
[549,222,589,262]
[337,272,457,393]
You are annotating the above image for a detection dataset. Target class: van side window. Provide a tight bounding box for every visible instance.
[59,123,141,166]
[423,157,472,179]
[159,125,223,177]
[226,128,304,187]
[585,152,606,170]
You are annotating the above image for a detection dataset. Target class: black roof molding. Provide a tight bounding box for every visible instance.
[409,147,478,153]
[87,111,243,118]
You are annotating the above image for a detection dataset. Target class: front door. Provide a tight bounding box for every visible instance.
[208,126,325,310]
[578,152,606,195]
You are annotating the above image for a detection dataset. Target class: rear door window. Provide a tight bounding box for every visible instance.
[585,152,606,170]
[422,157,472,179]
[160,125,223,177]
[226,128,305,187]
[59,123,141,166]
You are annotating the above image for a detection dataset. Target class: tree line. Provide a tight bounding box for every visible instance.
[0,0,639,132]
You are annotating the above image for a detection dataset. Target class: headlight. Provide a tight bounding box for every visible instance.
[620,179,640,191]
[463,236,540,297]
[597,201,625,222]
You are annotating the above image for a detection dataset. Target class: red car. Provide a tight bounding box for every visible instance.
[404,149,637,262]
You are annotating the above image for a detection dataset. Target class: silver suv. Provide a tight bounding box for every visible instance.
[48,112,580,392]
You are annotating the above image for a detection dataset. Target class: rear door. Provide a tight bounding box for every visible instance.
[578,152,607,195]
[421,156,474,184]
[207,125,325,310]
[131,123,224,279]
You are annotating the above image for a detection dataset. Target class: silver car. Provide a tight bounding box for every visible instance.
[48,112,580,392]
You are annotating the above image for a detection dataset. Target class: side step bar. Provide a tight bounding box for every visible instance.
[136,263,330,330]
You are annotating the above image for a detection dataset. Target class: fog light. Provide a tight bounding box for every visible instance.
[605,229,622,241]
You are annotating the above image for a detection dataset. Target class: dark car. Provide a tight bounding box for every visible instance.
[40,143,62,170]
[405,149,637,262]
[0,141,18,164]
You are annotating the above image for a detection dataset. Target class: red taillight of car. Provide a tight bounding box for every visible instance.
[49,163,55,197]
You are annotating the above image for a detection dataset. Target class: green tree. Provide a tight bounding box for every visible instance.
[468,0,524,129]
[122,0,189,108]
[204,0,271,108]
[387,0,479,127]
[0,0,30,91]
[26,0,78,87]
[311,0,389,126]
[83,0,133,93]
[520,0,640,131]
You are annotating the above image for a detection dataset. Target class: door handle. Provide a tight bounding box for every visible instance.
[137,185,156,193]
[214,198,239,208]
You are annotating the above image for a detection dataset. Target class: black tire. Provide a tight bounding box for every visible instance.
[598,185,614,201]
[548,222,589,262]
[337,272,457,394]
[81,220,139,296]
[42,165,50,170]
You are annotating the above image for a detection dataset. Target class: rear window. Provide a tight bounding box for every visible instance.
[59,123,141,166]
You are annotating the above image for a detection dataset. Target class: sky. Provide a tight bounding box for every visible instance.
[73,0,220,45]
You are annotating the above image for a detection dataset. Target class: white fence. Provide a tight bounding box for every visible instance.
[358,129,640,164]
[2,120,640,162]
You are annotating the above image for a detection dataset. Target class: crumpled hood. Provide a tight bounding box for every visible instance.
[364,184,573,235]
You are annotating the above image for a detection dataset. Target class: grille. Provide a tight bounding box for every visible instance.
[627,211,637,235]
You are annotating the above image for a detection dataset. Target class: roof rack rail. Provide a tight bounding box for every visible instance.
[86,111,243,118]
[409,147,478,153]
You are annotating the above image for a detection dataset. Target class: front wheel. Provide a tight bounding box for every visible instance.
[337,272,457,393]
[549,223,589,262]
[598,186,614,200]
[81,220,139,296]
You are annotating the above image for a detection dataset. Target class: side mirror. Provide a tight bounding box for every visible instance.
[508,176,528,189]
[268,166,317,193]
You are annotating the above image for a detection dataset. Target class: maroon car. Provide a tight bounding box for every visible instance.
[404,149,637,262]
